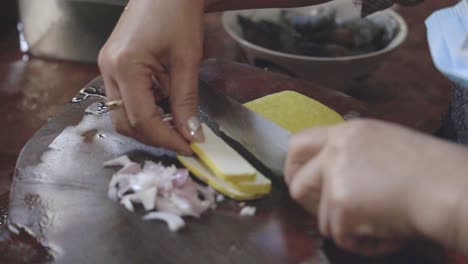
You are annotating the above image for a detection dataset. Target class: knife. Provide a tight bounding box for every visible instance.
[198,81,291,179]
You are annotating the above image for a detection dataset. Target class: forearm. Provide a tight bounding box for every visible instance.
[421,188,468,257]
[409,142,468,256]
[451,192,468,257]
[204,0,330,12]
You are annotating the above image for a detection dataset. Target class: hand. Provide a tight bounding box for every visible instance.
[285,119,468,256]
[98,0,206,154]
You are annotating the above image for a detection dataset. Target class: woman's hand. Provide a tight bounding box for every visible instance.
[285,119,468,256]
[98,0,206,154]
[96,0,337,153]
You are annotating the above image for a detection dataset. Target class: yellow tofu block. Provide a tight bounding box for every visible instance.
[244,91,344,133]
[177,155,261,200]
[191,124,256,183]
[179,91,340,200]
[232,172,271,195]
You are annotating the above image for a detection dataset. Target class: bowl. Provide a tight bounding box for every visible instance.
[222,0,408,90]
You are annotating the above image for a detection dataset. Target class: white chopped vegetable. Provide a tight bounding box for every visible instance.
[143,212,185,232]
[104,156,216,232]
[103,155,133,167]
[120,196,134,212]
[108,185,118,201]
[240,206,256,216]
[136,187,157,211]
[216,194,225,203]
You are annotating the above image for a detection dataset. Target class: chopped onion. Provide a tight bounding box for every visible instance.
[240,206,256,216]
[118,163,141,175]
[136,187,157,211]
[103,155,134,167]
[143,212,185,232]
[104,156,216,232]
[216,194,225,203]
[120,196,134,212]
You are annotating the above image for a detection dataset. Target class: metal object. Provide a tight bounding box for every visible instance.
[17,0,127,63]
[198,81,291,178]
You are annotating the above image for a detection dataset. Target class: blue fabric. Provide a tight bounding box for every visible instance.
[426,0,468,87]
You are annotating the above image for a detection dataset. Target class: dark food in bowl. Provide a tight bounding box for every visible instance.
[238,8,396,57]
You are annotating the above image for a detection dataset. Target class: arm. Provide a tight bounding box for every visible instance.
[285,119,468,256]
[409,152,468,257]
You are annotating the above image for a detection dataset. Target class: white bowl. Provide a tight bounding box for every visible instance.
[222,0,408,90]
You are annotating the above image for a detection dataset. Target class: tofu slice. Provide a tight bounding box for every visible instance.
[190,124,256,183]
[244,91,343,133]
[177,155,259,201]
[232,172,271,195]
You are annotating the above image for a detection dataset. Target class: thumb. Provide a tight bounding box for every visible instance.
[169,57,204,143]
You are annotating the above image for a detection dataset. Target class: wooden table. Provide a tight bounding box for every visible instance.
[0,1,462,262]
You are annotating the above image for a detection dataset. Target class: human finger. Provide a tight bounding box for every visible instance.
[103,77,134,136]
[116,66,192,154]
[285,126,330,184]
[288,155,324,214]
[169,56,204,143]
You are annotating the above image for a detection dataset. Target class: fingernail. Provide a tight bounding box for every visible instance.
[186,116,205,142]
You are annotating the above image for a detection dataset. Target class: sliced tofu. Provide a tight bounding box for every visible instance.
[232,172,271,195]
[177,155,259,201]
[244,91,344,133]
[191,124,256,183]
[177,91,342,201]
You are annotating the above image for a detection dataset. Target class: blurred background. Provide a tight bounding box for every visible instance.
[0,0,18,35]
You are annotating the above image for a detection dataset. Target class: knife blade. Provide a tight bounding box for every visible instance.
[198,81,291,179]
